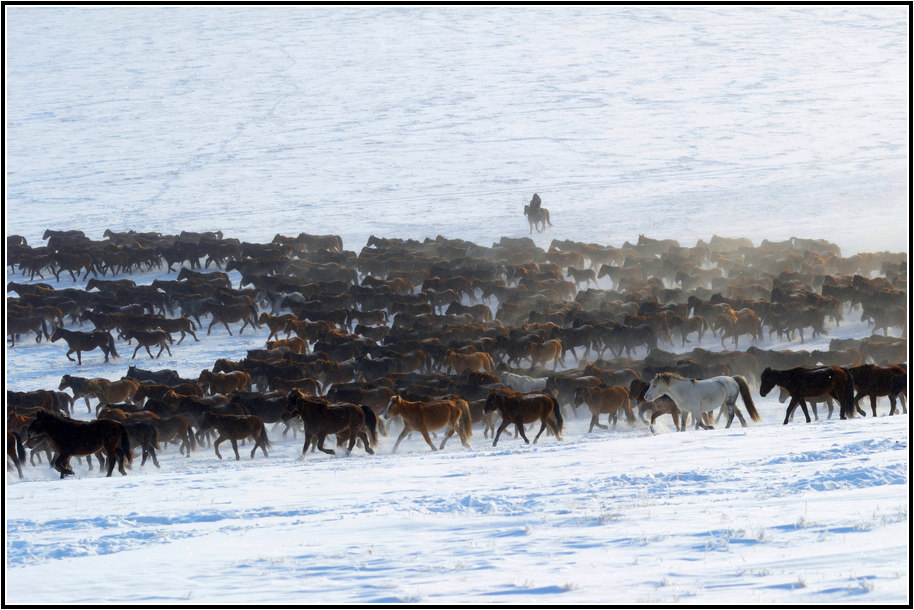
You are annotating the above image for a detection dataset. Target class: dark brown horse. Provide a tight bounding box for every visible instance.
[846,364,908,416]
[26,410,132,478]
[523,199,552,233]
[197,411,271,460]
[50,327,119,365]
[759,366,856,424]
[283,390,377,456]
[483,389,563,446]
[120,329,174,359]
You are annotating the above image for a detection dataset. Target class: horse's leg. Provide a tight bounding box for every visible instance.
[680,412,688,431]
[358,431,374,455]
[588,413,599,433]
[212,435,226,459]
[391,426,411,453]
[132,344,142,359]
[438,425,456,450]
[419,428,438,451]
[533,417,552,443]
[491,420,510,447]
[223,321,234,336]
[516,421,531,444]
[869,394,878,417]
[315,434,336,455]
[230,437,241,460]
[162,342,173,357]
[730,403,748,428]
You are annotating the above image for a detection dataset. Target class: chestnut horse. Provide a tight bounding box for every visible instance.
[85,377,141,414]
[381,395,472,452]
[444,350,494,375]
[483,389,563,446]
[573,384,635,432]
[199,369,251,395]
[26,409,132,478]
[197,411,271,460]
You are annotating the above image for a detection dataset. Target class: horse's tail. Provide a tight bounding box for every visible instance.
[187,424,198,453]
[841,368,855,418]
[107,331,119,359]
[549,394,564,439]
[545,209,552,226]
[13,432,26,464]
[572,387,585,410]
[361,406,379,447]
[457,400,473,442]
[118,427,134,467]
[259,423,272,450]
[735,375,762,422]
[624,395,636,424]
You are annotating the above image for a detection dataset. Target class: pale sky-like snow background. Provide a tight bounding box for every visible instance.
[4,5,909,606]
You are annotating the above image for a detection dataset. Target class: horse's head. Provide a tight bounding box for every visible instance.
[49,327,62,342]
[643,376,666,402]
[758,367,775,397]
[483,391,504,414]
[381,395,400,420]
[58,375,70,391]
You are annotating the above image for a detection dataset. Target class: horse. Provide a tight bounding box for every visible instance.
[759,366,856,424]
[98,417,161,468]
[565,266,597,288]
[85,377,142,414]
[644,372,761,431]
[26,409,132,478]
[149,414,196,456]
[197,411,271,460]
[381,394,472,453]
[283,390,377,456]
[499,371,548,393]
[630,378,683,433]
[49,327,119,365]
[778,386,836,421]
[573,385,635,432]
[199,369,251,395]
[523,204,552,233]
[59,374,95,412]
[846,364,908,416]
[120,329,174,360]
[526,339,564,370]
[483,389,563,446]
[443,350,494,375]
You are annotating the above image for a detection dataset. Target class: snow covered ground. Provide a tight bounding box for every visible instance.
[4,4,909,606]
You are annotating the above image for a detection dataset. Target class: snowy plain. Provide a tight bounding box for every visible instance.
[4,4,910,607]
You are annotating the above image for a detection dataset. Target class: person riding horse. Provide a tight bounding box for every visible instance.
[524,193,552,233]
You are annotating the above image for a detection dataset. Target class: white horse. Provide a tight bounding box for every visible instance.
[644,372,761,432]
[500,371,549,393]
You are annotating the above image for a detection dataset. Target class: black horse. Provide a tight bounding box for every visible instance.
[759,366,857,424]
[26,410,132,478]
[49,327,118,365]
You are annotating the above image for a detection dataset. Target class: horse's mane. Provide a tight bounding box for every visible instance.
[656,372,696,383]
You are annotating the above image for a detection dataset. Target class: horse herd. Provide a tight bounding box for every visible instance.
[6,229,908,479]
